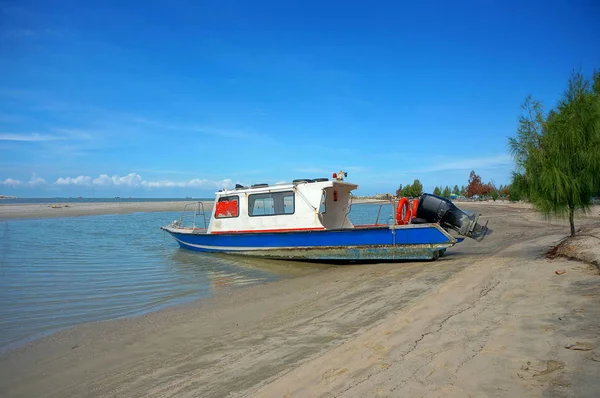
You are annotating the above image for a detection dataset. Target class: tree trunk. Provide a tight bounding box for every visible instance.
[569,206,576,237]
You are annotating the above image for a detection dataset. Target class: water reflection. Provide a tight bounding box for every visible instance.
[0,212,316,351]
[168,250,330,292]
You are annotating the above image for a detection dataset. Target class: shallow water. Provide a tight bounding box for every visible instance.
[0,211,336,351]
[0,197,212,204]
[0,203,396,351]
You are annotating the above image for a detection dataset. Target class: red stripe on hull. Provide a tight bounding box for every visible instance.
[210,227,325,234]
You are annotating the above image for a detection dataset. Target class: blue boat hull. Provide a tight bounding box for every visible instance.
[161,225,461,261]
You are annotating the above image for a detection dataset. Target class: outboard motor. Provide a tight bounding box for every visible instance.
[414,194,491,241]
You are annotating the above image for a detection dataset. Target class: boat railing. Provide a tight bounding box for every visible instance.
[346,199,397,227]
[177,201,209,231]
[375,201,394,225]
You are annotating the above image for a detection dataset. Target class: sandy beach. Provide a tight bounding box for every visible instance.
[0,201,213,220]
[1,202,599,397]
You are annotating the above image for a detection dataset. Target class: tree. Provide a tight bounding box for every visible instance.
[497,184,508,200]
[433,186,442,196]
[497,184,503,199]
[410,179,423,197]
[442,186,451,198]
[481,181,495,198]
[396,184,403,197]
[466,170,484,198]
[501,184,520,202]
[400,184,411,197]
[397,180,424,197]
[508,70,600,237]
[491,190,499,201]
[452,185,460,195]
[460,185,467,196]
[508,186,521,202]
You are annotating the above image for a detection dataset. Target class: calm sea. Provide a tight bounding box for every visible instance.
[0,203,393,352]
[0,197,213,204]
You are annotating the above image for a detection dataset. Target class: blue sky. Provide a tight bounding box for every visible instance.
[1,0,599,197]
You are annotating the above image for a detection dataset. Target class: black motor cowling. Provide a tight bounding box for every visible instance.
[414,193,491,241]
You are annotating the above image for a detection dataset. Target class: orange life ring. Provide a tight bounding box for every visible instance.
[411,199,419,219]
[396,197,411,225]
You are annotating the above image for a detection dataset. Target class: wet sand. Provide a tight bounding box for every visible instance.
[1,203,599,397]
[0,201,213,220]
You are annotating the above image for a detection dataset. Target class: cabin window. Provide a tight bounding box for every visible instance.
[319,191,326,213]
[248,191,294,216]
[215,195,239,218]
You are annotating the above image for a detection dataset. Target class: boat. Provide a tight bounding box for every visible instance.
[161,171,490,261]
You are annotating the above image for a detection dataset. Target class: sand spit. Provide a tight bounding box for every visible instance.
[0,204,599,397]
[0,201,214,220]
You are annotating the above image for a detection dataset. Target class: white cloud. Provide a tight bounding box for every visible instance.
[92,174,113,186]
[420,155,512,173]
[56,176,93,185]
[88,173,142,187]
[140,177,233,189]
[29,175,47,186]
[0,133,65,142]
[217,179,233,189]
[115,173,143,187]
[1,178,23,187]
[1,174,47,187]
[350,154,514,187]
[49,173,234,190]
[129,117,266,140]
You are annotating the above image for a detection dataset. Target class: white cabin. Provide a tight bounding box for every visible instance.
[207,179,357,233]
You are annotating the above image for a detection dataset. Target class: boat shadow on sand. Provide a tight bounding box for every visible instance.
[168,249,334,277]
[169,247,459,268]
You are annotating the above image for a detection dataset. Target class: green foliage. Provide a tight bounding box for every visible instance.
[491,190,499,201]
[508,70,600,236]
[442,186,451,198]
[593,68,600,97]
[398,179,424,197]
[452,185,460,195]
[460,185,467,196]
[433,186,442,196]
[410,179,423,197]
[506,185,520,202]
